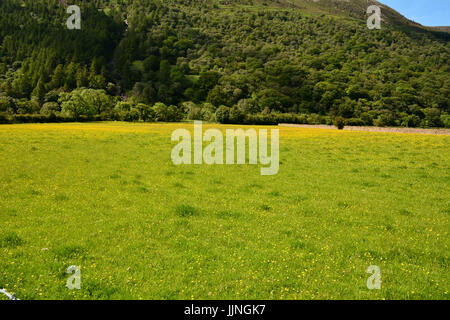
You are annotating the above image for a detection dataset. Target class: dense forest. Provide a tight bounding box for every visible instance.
[0,0,449,127]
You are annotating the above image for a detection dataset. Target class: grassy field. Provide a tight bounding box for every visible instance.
[0,122,448,300]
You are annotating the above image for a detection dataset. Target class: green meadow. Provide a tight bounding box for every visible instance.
[0,122,448,300]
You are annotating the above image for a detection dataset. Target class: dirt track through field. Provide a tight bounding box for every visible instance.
[279,124,450,135]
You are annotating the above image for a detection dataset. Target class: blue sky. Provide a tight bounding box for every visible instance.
[378,0,450,26]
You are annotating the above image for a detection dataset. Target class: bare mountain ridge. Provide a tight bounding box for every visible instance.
[215,0,449,32]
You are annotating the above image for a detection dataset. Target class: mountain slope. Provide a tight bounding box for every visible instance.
[0,0,449,127]
[203,0,433,27]
[428,26,450,33]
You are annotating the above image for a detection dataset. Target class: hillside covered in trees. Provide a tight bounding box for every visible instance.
[0,0,449,127]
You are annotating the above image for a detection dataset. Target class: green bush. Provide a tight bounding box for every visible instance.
[244,114,277,125]
[16,100,40,114]
[0,97,12,112]
[423,108,442,127]
[374,111,397,127]
[440,113,450,128]
[401,114,421,128]
[345,118,365,126]
[360,112,374,126]
[136,103,155,121]
[215,105,231,124]
[228,106,246,124]
[114,101,132,113]
[167,105,183,122]
[10,113,74,124]
[60,89,114,119]
[334,116,345,129]
[40,102,60,115]
[200,103,216,122]
[128,108,141,121]
[0,112,10,124]
[185,102,202,120]
[44,90,61,103]
[98,111,113,121]
[237,98,259,114]
[307,114,323,125]
[153,102,169,122]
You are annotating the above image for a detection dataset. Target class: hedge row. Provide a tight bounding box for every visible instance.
[2,112,449,128]
[0,113,107,124]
